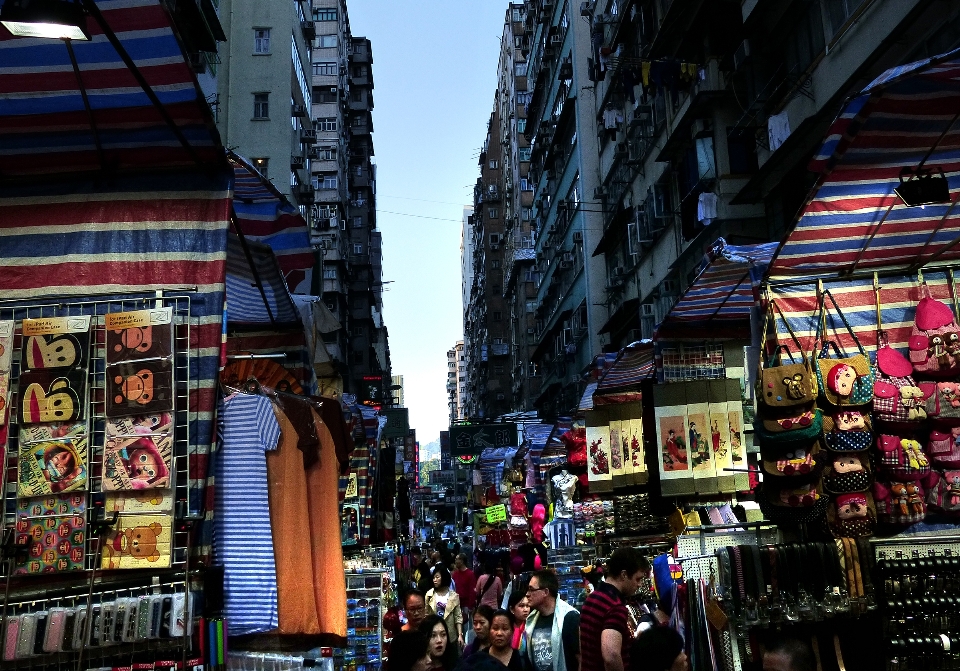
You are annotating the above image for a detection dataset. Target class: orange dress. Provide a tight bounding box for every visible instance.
[266,402,347,639]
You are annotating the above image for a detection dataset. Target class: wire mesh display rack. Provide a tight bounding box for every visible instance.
[0,290,206,668]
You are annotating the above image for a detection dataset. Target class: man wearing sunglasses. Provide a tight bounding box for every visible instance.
[525,570,580,671]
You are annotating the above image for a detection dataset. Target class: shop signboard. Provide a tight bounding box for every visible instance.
[449,423,518,456]
[485,504,507,523]
[430,470,456,487]
[381,408,409,439]
[446,495,467,504]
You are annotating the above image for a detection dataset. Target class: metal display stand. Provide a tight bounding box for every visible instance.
[676,522,779,582]
[342,570,388,671]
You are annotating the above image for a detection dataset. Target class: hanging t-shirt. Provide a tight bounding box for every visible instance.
[214,394,281,636]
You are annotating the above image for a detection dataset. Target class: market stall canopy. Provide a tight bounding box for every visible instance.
[0,0,224,179]
[769,48,960,281]
[225,233,299,326]
[229,151,315,294]
[593,340,655,405]
[656,239,777,340]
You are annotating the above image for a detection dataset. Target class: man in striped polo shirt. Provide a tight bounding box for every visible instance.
[580,548,649,671]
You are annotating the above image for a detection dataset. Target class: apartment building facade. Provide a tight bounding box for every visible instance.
[483,0,960,419]
[216,0,315,227]
[446,341,466,424]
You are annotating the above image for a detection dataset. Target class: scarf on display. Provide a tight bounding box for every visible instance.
[525,597,578,671]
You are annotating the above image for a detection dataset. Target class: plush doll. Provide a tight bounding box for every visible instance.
[899,386,927,420]
[900,438,929,471]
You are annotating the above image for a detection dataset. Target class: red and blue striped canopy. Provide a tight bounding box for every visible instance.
[228,152,315,294]
[0,0,222,178]
[770,48,960,279]
[595,340,655,396]
[656,239,777,340]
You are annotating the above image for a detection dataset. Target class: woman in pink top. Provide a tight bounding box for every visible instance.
[475,566,503,609]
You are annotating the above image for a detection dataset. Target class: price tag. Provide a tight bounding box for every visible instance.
[485,504,507,524]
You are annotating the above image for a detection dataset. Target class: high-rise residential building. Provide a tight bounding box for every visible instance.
[520,0,608,418]
[216,0,315,225]
[446,341,467,424]
[392,374,405,408]
[497,4,541,413]
[464,108,513,420]
[494,0,960,419]
[218,0,389,401]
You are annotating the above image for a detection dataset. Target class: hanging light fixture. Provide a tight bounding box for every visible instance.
[0,0,90,40]
[895,166,951,208]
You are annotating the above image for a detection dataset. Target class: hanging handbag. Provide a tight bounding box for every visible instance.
[874,480,928,525]
[822,411,872,452]
[908,279,960,378]
[928,428,960,467]
[822,451,872,494]
[754,409,823,451]
[814,290,874,407]
[827,492,875,538]
[876,434,931,481]
[873,335,927,424]
[757,480,828,526]
[760,441,824,482]
[921,381,960,425]
[926,470,960,515]
[757,300,818,410]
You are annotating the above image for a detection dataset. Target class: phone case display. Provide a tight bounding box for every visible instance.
[17,421,88,496]
[0,320,13,425]
[341,570,387,671]
[547,546,596,607]
[13,493,86,575]
[103,413,173,490]
[17,317,90,425]
[101,490,173,569]
[105,308,173,418]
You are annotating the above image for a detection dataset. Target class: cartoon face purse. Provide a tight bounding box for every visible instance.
[822,411,872,452]
[757,300,817,410]
[814,291,874,407]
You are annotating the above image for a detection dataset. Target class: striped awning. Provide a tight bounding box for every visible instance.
[769,48,960,279]
[657,238,777,340]
[228,152,315,294]
[0,0,223,178]
[225,234,299,325]
[595,340,655,394]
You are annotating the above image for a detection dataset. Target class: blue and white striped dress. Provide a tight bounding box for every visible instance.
[214,393,281,635]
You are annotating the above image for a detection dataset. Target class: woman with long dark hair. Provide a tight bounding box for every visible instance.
[420,615,460,671]
[475,565,503,610]
[390,630,432,671]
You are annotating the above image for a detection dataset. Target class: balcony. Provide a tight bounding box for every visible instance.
[294,184,315,204]
[300,129,317,145]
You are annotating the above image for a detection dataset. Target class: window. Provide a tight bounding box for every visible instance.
[493,312,502,322]
[785,1,825,76]
[352,65,367,77]
[514,62,528,77]
[350,351,363,364]
[488,208,498,219]
[824,0,865,38]
[352,216,363,228]
[353,243,364,254]
[253,93,269,119]
[313,61,337,76]
[319,146,337,161]
[353,326,364,336]
[315,89,337,103]
[492,260,501,269]
[489,159,499,169]
[492,285,501,294]
[518,147,531,162]
[321,174,337,189]
[520,178,533,192]
[315,8,337,21]
[526,301,536,313]
[351,89,363,102]
[318,34,338,48]
[511,8,522,22]
[494,366,504,375]
[493,338,504,345]
[323,268,337,279]
[522,207,531,220]
[351,116,366,127]
[316,117,337,132]
[251,157,268,177]
[254,28,271,54]
[517,119,527,134]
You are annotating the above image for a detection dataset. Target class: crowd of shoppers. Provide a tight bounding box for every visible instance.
[390,542,807,671]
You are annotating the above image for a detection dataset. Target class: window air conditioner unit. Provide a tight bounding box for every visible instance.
[661,279,679,295]
[290,155,305,169]
[292,103,307,118]
[572,231,583,243]
[562,253,574,264]
[300,129,317,144]
[641,303,655,317]
[301,20,316,40]
[527,328,536,336]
